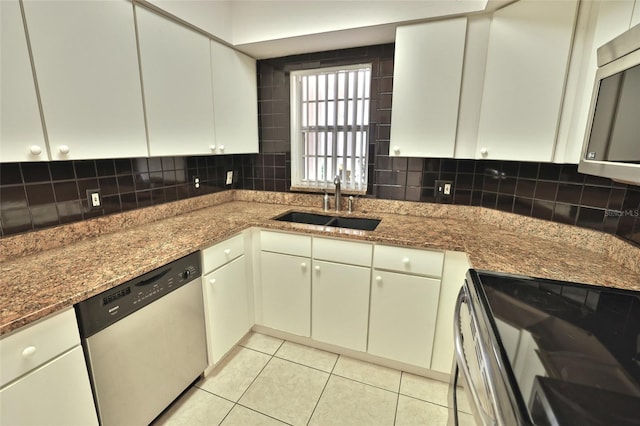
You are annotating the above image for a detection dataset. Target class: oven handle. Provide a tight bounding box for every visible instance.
[453,287,497,426]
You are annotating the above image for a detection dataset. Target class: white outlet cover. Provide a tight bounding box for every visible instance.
[91,192,101,207]
[226,171,233,185]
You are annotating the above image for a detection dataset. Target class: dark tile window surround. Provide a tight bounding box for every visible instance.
[1,43,639,246]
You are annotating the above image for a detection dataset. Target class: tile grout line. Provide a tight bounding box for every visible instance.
[271,353,338,375]
[392,391,401,426]
[397,375,459,410]
[233,403,296,426]
[304,354,339,426]
[198,338,288,425]
[330,371,400,395]
[393,372,403,425]
[228,338,292,425]
[216,402,235,426]
[234,340,284,404]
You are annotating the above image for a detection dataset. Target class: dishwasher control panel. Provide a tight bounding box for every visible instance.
[76,252,201,338]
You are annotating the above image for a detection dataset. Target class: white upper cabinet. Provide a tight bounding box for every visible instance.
[210,41,259,154]
[556,0,637,163]
[595,0,637,43]
[0,0,48,162]
[475,0,578,162]
[390,18,467,158]
[136,6,216,157]
[22,0,147,161]
[633,0,640,28]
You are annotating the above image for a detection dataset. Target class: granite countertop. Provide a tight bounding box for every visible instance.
[1,190,639,336]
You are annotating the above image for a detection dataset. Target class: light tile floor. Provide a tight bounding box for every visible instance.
[153,332,475,426]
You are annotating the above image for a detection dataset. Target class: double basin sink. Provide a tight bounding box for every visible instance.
[274,211,381,231]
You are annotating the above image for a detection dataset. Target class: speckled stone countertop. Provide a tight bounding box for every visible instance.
[1,190,639,336]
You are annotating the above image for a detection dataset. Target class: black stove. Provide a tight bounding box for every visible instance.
[473,270,640,425]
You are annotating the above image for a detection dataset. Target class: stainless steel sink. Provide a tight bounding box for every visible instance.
[274,211,381,231]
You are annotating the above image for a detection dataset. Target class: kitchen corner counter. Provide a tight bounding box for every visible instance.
[1,190,639,336]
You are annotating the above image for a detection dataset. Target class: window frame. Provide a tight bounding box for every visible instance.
[289,63,372,194]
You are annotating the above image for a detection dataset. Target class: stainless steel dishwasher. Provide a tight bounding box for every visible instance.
[76,252,207,426]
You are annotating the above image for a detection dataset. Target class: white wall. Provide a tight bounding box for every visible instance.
[145,0,490,58]
[146,0,233,42]
[230,0,487,45]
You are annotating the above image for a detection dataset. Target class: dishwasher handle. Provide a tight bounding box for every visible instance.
[135,268,170,287]
[453,287,497,426]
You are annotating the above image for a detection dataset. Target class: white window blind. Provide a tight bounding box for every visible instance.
[290,64,372,193]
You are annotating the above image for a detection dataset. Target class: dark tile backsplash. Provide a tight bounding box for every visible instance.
[0,156,244,237]
[1,42,639,248]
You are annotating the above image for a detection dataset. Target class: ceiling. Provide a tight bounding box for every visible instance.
[144,0,514,59]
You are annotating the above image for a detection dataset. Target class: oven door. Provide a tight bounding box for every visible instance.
[448,286,498,426]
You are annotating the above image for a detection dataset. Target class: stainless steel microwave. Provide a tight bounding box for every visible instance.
[579,24,640,185]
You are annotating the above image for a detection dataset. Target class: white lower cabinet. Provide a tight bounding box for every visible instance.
[201,233,252,366]
[255,230,469,374]
[260,251,311,337]
[0,308,98,426]
[368,271,441,368]
[368,244,444,369]
[430,251,471,374]
[311,260,370,351]
[204,255,251,364]
[0,346,97,426]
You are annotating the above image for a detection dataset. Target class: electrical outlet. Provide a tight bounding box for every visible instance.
[86,189,101,209]
[434,180,453,203]
[226,171,233,185]
[194,176,200,189]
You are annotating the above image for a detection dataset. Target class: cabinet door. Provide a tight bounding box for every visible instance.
[136,6,216,156]
[22,0,147,160]
[368,270,441,368]
[633,0,640,28]
[311,260,370,352]
[260,251,310,337]
[596,0,636,42]
[210,41,259,154]
[390,18,467,158]
[0,346,98,426]
[204,256,251,364]
[0,0,48,162]
[476,0,578,161]
[430,251,470,374]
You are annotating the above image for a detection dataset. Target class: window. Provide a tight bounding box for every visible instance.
[290,64,372,193]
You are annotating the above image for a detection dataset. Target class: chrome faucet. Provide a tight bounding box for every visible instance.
[333,174,341,212]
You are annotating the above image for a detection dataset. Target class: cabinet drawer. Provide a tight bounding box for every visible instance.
[313,237,372,267]
[261,231,311,257]
[0,308,80,387]
[373,245,444,277]
[202,233,244,273]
